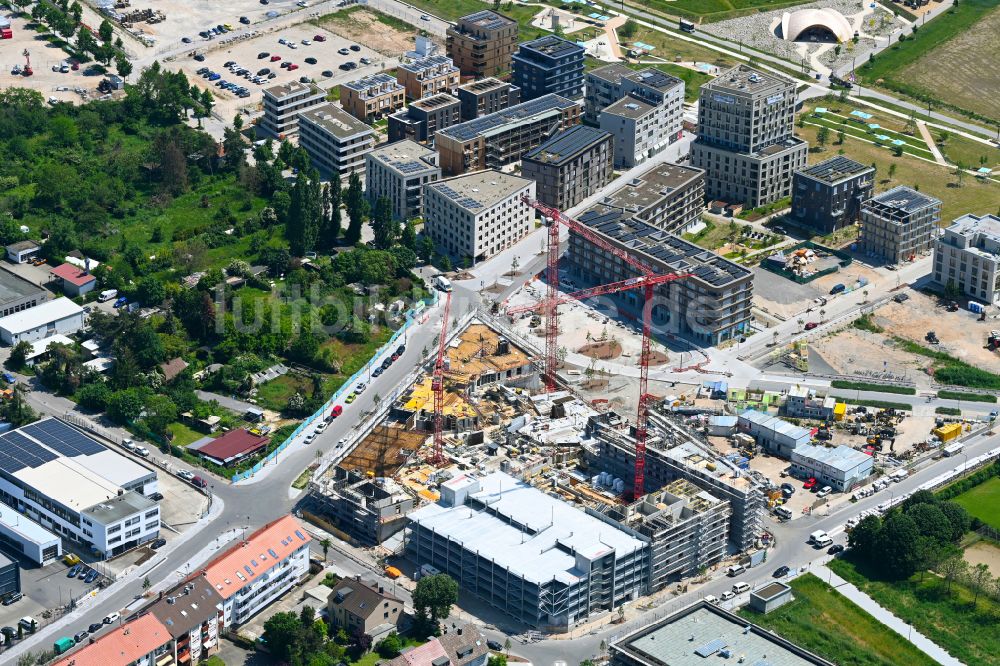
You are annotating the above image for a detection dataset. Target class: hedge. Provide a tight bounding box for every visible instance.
[936,461,1000,501]
[831,380,916,395]
[935,407,962,416]
[937,390,997,404]
[852,399,913,411]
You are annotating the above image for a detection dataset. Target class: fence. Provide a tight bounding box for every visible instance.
[231,292,439,482]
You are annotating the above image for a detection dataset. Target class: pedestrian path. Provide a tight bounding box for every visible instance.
[917,120,948,165]
[814,563,963,666]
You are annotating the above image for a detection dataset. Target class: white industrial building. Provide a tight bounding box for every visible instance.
[198,514,312,627]
[406,471,648,631]
[0,418,159,557]
[0,502,62,565]
[783,386,837,421]
[933,213,1000,306]
[0,297,84,345]
[790,444,873,491]
[737,409,812,458]
[424,171,535,264]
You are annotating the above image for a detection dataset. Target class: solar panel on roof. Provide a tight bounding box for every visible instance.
[0,431,58,468]
[24,419,104,457]
[694,638,727,657]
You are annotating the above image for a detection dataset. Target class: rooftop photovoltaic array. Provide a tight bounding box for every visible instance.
[523,125,609,166]
[435,184,484,210]
[0,431,58,473]
[438,94,576,142]
[463,10,515,30]
[798,156,872,184]
[23,418,105,457]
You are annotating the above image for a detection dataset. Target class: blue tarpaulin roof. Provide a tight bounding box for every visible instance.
[892,139,905,146]
[850,109,872,119]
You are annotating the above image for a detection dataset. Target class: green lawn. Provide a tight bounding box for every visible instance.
[829,557,1000,666]
[738,574,939,666]
[611,0,811,23]
[621,23,736,69]
[167,422,207,447]
[953,476,1000,530]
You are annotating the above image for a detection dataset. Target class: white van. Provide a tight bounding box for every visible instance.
[433,275,452,292]
[726,564,746,577]
[774,506,793,520]
[809,530,833,547]
[732,582,750,595]
[98,289,119,303]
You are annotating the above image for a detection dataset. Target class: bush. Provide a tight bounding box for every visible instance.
[936,461,1000,501]
[853,399,913,411]
[935,406,961,416]
[853,314,884,333]
[831,380,916,395]
[937,390,997,403]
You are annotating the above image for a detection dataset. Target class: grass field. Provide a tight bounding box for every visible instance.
[167,422,207,447]
[623,23,736,68]
[795,103,1000,223]
[829,557,1000,666]
[858,0,1000,124]
[398,0,547,40]
[615,0,811,23]
[738,574,939,666]
[953,476,1000,530]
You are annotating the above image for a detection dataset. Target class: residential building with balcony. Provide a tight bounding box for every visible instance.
[424,170,535,264]
[298,103,376,183]
[455,77,520,121]
[690,65,808,208]
[260,81,327,138]
[434,94,581,175]
[366,140,442,221]
[53,614,174,666]
[340,73,406,122]
[792,156,875,233]
[521,125,613,210]
[511,35,585,101]
[859,185,941,264]
[598,69,685,168]
[446,11,518,78]
[933,213,1000,305]
[388,94,461,144]
[397,55,460,100]
[583,63,634,124]
[145,577,224,665]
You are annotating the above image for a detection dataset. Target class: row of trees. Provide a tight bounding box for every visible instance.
[20,0,130,75]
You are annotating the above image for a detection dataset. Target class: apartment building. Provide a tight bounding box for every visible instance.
[0,418,160,558]
[328,577,404,635]
[388,94,461,144]
[340,73,406,122]
[521,125,613,210]
[298,103,376,183]
[424,170,535,264]
[407,471,648,631]
[583,161,705,235]
[602,479,730,591]
[583,63,635,124]
[599,69,685,168]
[587,417,765,552]
[365,140,441,221]
[197,515,311,627]
[511,35,585,101]
[145,577,224,664]
[434,94,581,175]
[792,156,875,233]
[308,467,415,545]
[933,213,1000,305]
[260,81,326,138]
[690,65,808,207]
[397,55,460,100]
[455,77,521,121]
[446,10,519,78]
[859,185,941,264]
[53,614,174,666]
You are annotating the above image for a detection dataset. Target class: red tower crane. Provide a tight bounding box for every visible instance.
[429,290,453,464]
[519,196,690,499]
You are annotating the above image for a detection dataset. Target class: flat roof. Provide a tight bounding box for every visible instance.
[456,77,509,94]
[703,64,793,97]
[25,333,75,361]
[299,103,375,140]
[577,210,751,287]
[0,297,83,335]
[263,79,323,100]
[6,240,39,253]
[428,170,532,213]
[369,139,439,175]
[517,35,584,58]
[81,489,157,524]
[342,72,404,94]
[753,581,792,600]
[603,95,656,119]
[946,213,1000,242]
[412,93,460,111]
[587,62,633,85]
[0,501,60,546]
[409,471,645,585]
[399,54,458,74]
[792,444,872,472]
[627,68,683,93]
[522,125,610,166]
[197,515,311,599]
[0,268,46,306]
[457,10,516,29]
[866,185,940,214]
[436,94,577,142]
[613,601,833,666]
[591,162,704,217]
[16,457,123,512]
[797,156,873,184]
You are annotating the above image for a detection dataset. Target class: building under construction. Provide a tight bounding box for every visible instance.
[306,467,414,546]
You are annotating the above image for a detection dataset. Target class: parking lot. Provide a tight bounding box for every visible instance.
[0,554,106,636]
[178,20,386,124]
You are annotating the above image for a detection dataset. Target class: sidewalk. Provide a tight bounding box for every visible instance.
[814,563,962,666]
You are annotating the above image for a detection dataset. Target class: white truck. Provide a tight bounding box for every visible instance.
[433,275,452,292]
[809,530,833,548]
[98,289,118,303]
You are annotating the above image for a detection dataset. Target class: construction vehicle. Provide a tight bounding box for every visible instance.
[988,331,1000,351]
[925,330,939,345]
[21,50,32,77]
[0,17,12,39]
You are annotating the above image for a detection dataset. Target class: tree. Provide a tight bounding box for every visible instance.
[107,388,147,424]
[417,235,435,263]
[343,171,368,245]
[319,538,331,561]
[289,330,319,364]
[350,627,372,654]
[837,129,845,145]
[412,573,459,625]
[318,180,341,250]
[77,381,112,411]
[937,501,970,542]
[488,655,508,666]
[619,20,638,39]
[877,512,923,579]
[262,611,303,664]
[939,555,967,595]
[969,562,991,606]
[115,54,133,81]
[98,18,113,43]
[287,169,322,255]
[143,576,151,591]
[372,196,397,250]
[143,394,178,437]
[401,219,417,250]
[888,163,897,180]
[136,276,167,306]
[848,514,882,557]
[816,126,830,149]
[7,341,31,370]
[377,632,403,658]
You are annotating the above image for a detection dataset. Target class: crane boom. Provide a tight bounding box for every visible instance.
[506,272,692,316]
[430,291,452,464]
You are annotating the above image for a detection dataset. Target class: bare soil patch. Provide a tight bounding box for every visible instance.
[581,379,610,390]
[647,351,669,366]
[578,340,622,360]
[964,540,1000,576]
[315,8,415,55]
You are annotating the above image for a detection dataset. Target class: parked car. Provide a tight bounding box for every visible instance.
[381,358,392,370]
[355,382,366,394]
[135,446,150,457]
[88,623,102,633]
[314,34,326,42]
[288,63,299,71]
[828,544,845,555]
[2,592,23,606]
[103,612,120,625]
[487,640,503,651]
[345,392,356,404]
[193,54,206,62]
[182,37,192,43]
[148,492,164,502]
[271,55,282,62]
[360,57,371,65]
[720,590,735,601]
[68,564,81,578]
[191,476,208,488]
[830,283,846,295]
[304,57,317,64]
[302,39,312,45]
[240,16,250,24]
[337,47,350,55]
[773,565,790,577]
[372,366,383,377]
[73,630,88,643]
[817,486,832,498]
[329,404,343,419]
[177,469,194,481]
[803,477,817,490]
[84,569,98,584]
[150,538,167,549]
[804,321,819,330]
[321,69,334,77]
[349,44,360,51]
